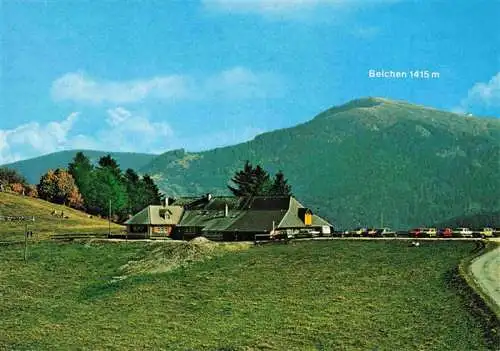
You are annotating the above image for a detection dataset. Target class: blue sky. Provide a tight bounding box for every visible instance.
[1,0,499,164]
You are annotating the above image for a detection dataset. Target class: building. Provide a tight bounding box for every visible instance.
[125,194,332,240]
[171,194,332,241]
[124,204,184,238]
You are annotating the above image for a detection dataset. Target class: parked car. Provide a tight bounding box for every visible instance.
[480,227,494,238]
[351,228,367,237]
[377,227,397,237]
[423,228,438,237]
[439,228,453,238]
[410,228,426,238]
[366,228,378,237]
[455,227,473,238]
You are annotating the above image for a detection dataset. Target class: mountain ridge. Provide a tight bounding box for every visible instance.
[4,98,499,230]
[137,97,499,229]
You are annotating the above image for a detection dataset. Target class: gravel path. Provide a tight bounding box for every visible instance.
[470,239,500,311]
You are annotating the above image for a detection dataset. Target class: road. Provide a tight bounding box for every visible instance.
[470,238,500,312]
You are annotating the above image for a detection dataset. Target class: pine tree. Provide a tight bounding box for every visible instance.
[68,152,94,207]
[252,165,272,195]
[124,168,145,214]
[228,161,273,197]
[98,155,121,178]
[142,174,163,205]
[228,161,255,197]
[269,170,292,196]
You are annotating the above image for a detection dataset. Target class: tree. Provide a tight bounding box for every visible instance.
[0,167,28,187]
[37,168,83,208]
[253,165,272,195]
[269,170,292,196]
[98,154,121,178]
[142,174,163,205]
[10,183,25,195]
[26,184,38,198]
[124,168,144,214]
[37,169,57,202]
[68,152,93,203]
[86,168,128,218]
[228,161,255,197]
[228,161,272,197]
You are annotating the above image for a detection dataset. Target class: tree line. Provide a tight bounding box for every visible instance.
[0,156,292,220]
[0,152,163,222]
[65,152,164,220]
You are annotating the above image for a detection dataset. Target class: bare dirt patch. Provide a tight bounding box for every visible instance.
[120,238,251,276]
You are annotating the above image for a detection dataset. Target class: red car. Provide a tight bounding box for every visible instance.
[410,228,426,237]
[440,228,453,238]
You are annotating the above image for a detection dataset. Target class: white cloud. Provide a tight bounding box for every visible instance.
[0,113,79,164]
[0,109,174,165]
[51,68,284,105]
[100,107,173,151]
[51,72,190,104]
[106,106,132,126]
[457,72,500,113]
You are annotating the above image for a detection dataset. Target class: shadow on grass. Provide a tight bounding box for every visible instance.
[79,274,157,301]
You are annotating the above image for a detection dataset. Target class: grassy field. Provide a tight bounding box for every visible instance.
[0,239,497,350]
[0,192,124,241]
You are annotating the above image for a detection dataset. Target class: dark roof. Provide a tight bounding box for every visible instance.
[245,196,291,211]
[178,208,245,230]
[169,197,201,207]
[172,194,331,233]
[227,209,287,232]
[171,195,292,211]
[204,197,242,210]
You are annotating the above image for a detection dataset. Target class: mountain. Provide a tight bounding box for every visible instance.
[137,97,500,230]
[1,150,157,184]
[6,98,499,230]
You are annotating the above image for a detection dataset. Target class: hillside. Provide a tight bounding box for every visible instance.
[0,192,123,241]
[139,97,500,230]
[1,150,157,184]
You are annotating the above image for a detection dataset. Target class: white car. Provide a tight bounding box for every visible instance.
[379,227,397,237]
[455,227,473,237]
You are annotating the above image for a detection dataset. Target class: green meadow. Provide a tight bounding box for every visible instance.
[0,239,496,350]
[0,192,123,242]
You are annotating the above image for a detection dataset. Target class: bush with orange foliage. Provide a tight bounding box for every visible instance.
[10,183,25,195]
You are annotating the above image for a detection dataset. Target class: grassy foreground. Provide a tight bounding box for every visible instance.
[0,240,496,350]
[0,192,123,241]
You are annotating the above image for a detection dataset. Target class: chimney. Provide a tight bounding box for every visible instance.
[224,203,228,217]
[165,197,169,206]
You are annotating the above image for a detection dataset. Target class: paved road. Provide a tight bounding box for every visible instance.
[470,239,500,312]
